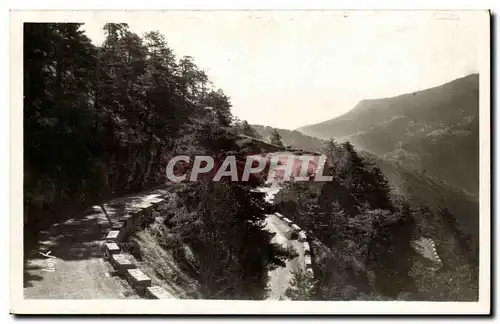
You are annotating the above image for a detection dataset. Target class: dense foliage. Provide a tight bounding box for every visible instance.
[269,128,285,148]
[24,23,294,299]
[25,23,237,226]
[132,180,293,299]
[24,23,479,301]
[233,119,262,139]
[276,140,478,301]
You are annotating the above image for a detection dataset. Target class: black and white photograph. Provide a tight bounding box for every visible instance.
[11,9,490,315]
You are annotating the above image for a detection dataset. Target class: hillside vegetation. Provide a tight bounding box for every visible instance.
[368,153,478,252]
[250,122,478,246]
[24,23,226,226]
[24,23,294,299]
[24,23,479,301]
[275,140,478,301]
[298,74,479,194]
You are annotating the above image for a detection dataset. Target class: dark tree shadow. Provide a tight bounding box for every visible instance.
[24,188,171,262]
[23,187,172,290]
[23,261,44,288]
[25,207,110,261]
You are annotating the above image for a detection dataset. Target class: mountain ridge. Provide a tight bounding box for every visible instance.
[298,73,479,137]
[297,73,479,194]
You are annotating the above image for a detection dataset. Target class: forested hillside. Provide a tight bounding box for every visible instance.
[233,118,478,300]
[24,23,293,299]
[298,74,479,194]
[368,153,479,254]
[23,22,478,301]
[251,120,478,254]
[275,140,478,301]
[24,22,237,226]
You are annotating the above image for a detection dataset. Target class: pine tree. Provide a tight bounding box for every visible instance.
[24,23,99,225]
[285,269,317,300]
[269,128,284,147]
[338,141,393,211]
[235,120,262,139]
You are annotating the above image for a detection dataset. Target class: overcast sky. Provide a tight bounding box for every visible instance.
[83,10,481,129]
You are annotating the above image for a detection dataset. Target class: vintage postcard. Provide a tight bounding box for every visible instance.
[10,9,490,315]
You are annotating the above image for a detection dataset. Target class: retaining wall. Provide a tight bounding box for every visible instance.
[410,237,443,270]
[102,192,316,298]
[274,212,314,277]
[102,192,172,299]
[429,238,443,268]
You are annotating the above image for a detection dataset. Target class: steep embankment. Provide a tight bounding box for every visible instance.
[367,153,479,242]
[364,152,479,271]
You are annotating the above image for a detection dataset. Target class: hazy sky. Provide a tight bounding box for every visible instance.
[83,10,481,129]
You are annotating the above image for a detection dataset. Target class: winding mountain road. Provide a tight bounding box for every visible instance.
[23,188,169,299]
[24,177,305,300]
[264,213,306,300]
[259,179,307,300]
[23,205,138,299]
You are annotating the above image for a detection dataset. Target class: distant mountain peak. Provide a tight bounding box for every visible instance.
[297,74,479,194]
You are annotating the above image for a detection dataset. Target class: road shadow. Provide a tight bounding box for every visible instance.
[25,206,110,262]
[23,187,171,288]
[102,189,169,222]
[23,261,44,288]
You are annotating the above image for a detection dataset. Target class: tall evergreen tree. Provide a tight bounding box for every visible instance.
[270,128,284,147]
[338,141,393,211]
[234,119,262,139]
[285,270,317,300]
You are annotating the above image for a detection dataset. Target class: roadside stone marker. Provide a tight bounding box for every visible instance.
[104,242,120,255]
[106,230,121,242]
[110,254,136,274]
[146,286,172,299]
[111,221,124,230]
[149,197,165,207]
[126,269,152,294]
[119,214,132,225]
